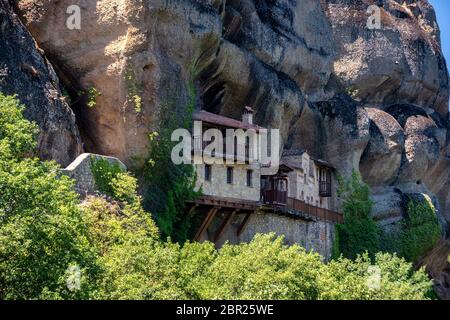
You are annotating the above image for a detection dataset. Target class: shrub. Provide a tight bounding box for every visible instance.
[0,94,98,299]
[90,157,124,197]
[335,171,380,260]
[87,87,101,108]
[191,234,323,300]
[0,93,38,159]
[399,197,441,261]
[318,252,433,300]
[142,74,200,243]
[85,230,434,300]
[379,196,442,262]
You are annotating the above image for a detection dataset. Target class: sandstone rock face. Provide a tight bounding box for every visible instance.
[420,239,450,300]
[327,0,449,116]
[0,0,82,165]
[13,1,449,226]
[360,108,404,187]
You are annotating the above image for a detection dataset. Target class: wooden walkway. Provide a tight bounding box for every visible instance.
[187,195,343,243]
[190,195,260,210]
[286,197,343,224]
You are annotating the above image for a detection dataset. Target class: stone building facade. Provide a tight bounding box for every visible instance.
[282,150,339,211]
[195,160,262,202]
[190,107,341,261]
[192,108,265,202]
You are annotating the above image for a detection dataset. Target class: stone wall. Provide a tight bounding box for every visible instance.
[195,157,262,201]
[61,153,126,196]
[285,153,340,211]
[201,211,336,261]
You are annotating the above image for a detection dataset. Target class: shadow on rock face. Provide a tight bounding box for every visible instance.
[0,0,82,166]
[359,108,405,187]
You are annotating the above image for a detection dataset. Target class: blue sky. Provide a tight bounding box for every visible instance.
[429,0,450,67]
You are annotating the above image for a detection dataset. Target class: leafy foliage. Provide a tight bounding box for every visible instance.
[88,232,433,300]
[382,197,442,262]
[0,94,98,299]
[87,87,101,108]
[90,157,124,197]
[141,73,200,243]
[0,94,435,300]
[318,252,433,300]
[190,235,322,300]
[335,171,380,260]
[399,198,441,261]
[124,68,142,113]
[0,93,38,160]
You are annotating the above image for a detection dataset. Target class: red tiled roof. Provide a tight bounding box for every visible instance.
[193,110,265,131]
[312,157,335,170]
[282,149,305,157]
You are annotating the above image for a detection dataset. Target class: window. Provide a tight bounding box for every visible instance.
[204,164,211,181]
[245,136,249,159]
[309,160,315,177]
[226,167,234,184]
[246,170,253,187]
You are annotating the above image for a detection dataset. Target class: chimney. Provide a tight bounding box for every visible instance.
[242,106,254,125]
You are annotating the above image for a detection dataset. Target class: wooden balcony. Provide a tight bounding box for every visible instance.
[286,197,343,224]
[262,189,287,206]
[189,195,260,211]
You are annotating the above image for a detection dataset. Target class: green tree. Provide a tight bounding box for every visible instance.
[142,75,200,243]
[0,94,98,299]
[318,252,433,300]
[335,171,380,260]
[190,234,323,300]
[399,197,441,261]
[0,93,435,301]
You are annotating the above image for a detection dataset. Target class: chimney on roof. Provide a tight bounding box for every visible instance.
[242,106,254,125]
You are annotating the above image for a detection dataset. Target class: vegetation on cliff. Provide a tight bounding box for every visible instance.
[334,171,442,264]
[141,74,200,243]
[334,172,380,260]
[381,197,442,262]
[0,94,436,300]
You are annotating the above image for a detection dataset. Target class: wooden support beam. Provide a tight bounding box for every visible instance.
[194,207,219,241]
[237,212,252,237]
[187,204,198,216]
[214,209,238,244]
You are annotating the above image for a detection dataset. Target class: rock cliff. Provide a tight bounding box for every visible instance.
[13,0,448,225]
[0,0,82,165]
[0,0,447,298]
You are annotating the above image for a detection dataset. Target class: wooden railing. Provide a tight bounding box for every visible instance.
[286,197,343,223]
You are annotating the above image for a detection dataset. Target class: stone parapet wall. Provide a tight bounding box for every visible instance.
[61,153,126,196]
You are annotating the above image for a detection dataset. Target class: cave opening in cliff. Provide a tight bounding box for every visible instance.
[200,81,226,114]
